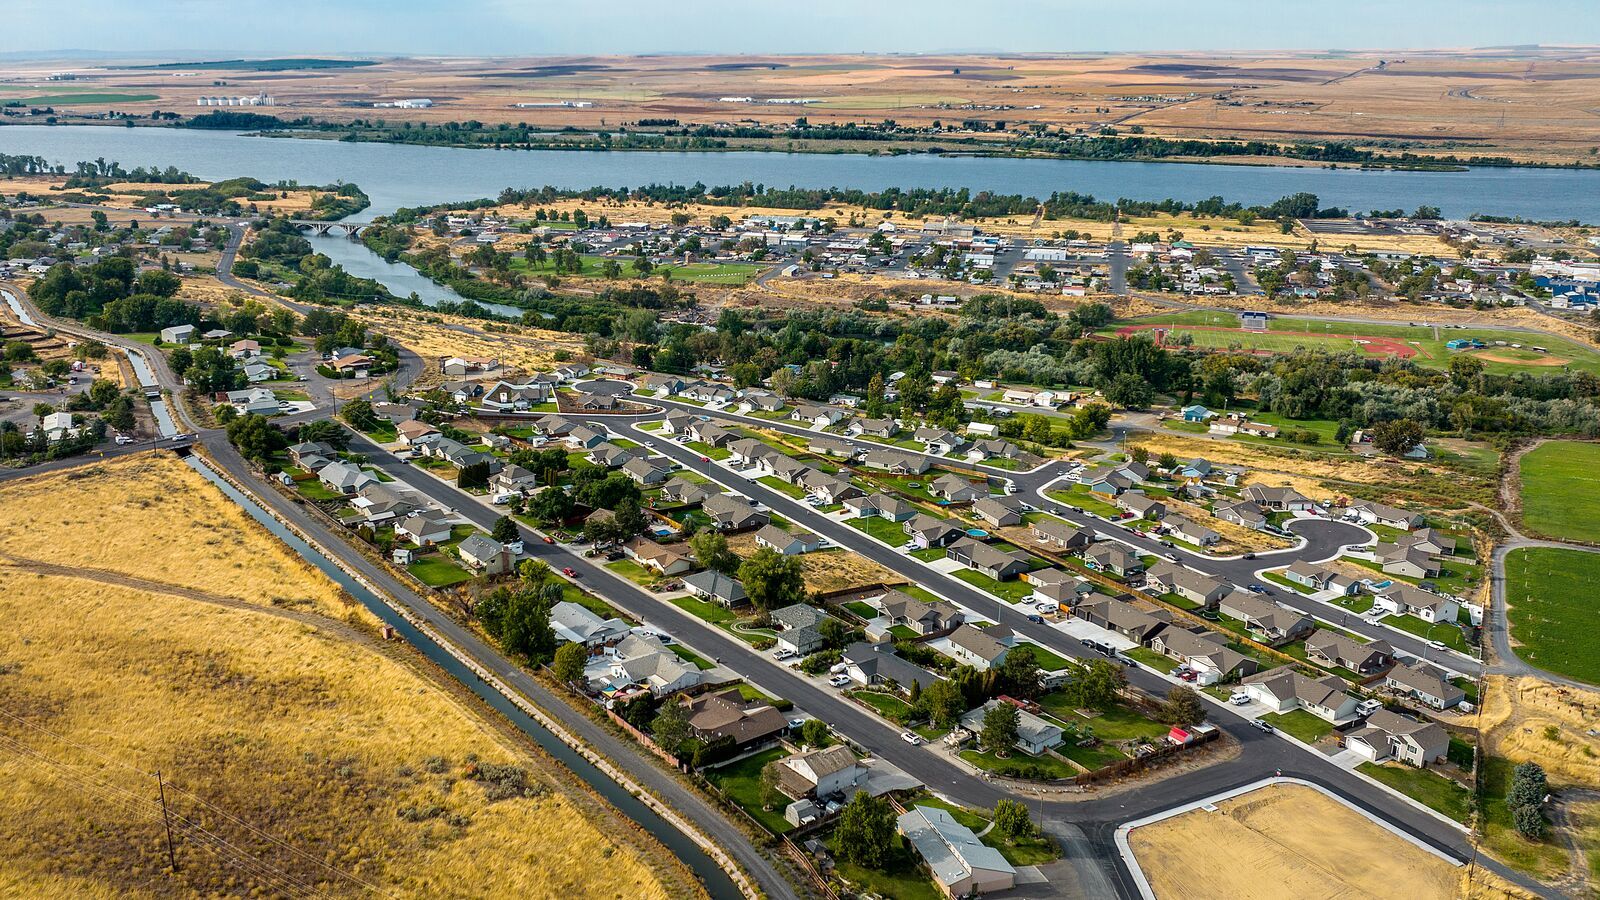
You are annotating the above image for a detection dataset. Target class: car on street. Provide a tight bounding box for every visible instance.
[1251,719,1274,733]
[562,567,578,578]
[1247,584,1268,594]
[543,535,555,544]
[1025,614,1044,624]
[114,434,134,445]
[1428,640,1448,652]
[900,732,922,746]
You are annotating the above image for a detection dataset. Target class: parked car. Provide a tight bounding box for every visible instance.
[828,674,852,687]
[1025,614,1044,625]
[900,732,922,746]
[698,455,710,462]
[1229,692,1251,706]
[562,567,578,577]
[542,535,555,544]
[1251,719,1274,733]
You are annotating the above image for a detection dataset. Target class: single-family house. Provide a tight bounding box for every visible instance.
[1241,666,1361,724]
[1379,543,1442,579]
[1150,628,1257,684]
[904,514,966,550]
[317,460,375,495]
[662,477,714,505]
[1080,467,1134,498]
[687,420,735,447]
[929,472,986,503]
[944,623,1013,671]
[1030,519,1094,552]
[878,590,964,635]
[622,536,695,576]
[960,699,1064,756]
[1213,500,1267,530]
[1373,585,1459,624]
[970,496,1025,528]
[394,510,452,547]
[862,449,930,475]
[845,492,916,522]
[458,535,515,576]
[1145,564,1231,608]
[681,689,790,751]
[896,806,1016,897]
[728,437,777,467]
[1084,544,1143,578]
[808,435,860,460]
[1305,629,1395,675]
[683,569,749,608]
[1166,516,1222,548]
[1243,485,1315,512]
[492,464,539,495]
[1117,493,1166,520]
[842,642,940,696]
[228,339,261,360]
[946,538,1032,581]
[1075,599,1169,644]
[1344,709,1449,767]
[549,601,630,648]
[621,456,673,486]
[914,427,967,456]
[1180,404,1214,423]
[396,419,441,448]
[224,387,280,416]
[608,634,702,698]
[1397,528,1457,557]
[797,470,863,505]
[775,745,864,801]
[755,524,824,555]
[1349,500,1426,530]
[1218,591,1314,642]
[701,493,769,531]
[849,417,899,439]
[1383,661,1467,710]
[159,324,195,344]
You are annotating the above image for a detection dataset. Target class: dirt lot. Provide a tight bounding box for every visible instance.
[726,534,897,594]
[0,454,688,898]
[1127,783,1465,900]
[1480,676,1600,790]
[349,305,587,386]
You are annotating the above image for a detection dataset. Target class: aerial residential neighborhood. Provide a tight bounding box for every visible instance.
[3,6,1600,900]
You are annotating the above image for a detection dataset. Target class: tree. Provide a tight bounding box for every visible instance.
[499,586,556,664]
[1513,803,1547,840]
[1158,687,1206,726]
[835,792,895,868]
[993,798,1032,840]
[341,397,380,432]
[919,679,966,730]
[650,698,691,753]
[981,703,1020,756]
[1507,761,1548,811]
[689,528,740,575]
[551,642,588,684]
[225,413,284,463]
[759,760,786,809]
[1063,660,1125,711]
[737,548,806,610]
[297,418,350,450]
[458,461,491,490]
[801,719,830,749]
[997,646,1042,700]
[1370,418,1425,457]
[527,487,575,525]
[491,515,521,543]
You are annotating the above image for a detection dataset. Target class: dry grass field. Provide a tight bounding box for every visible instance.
[349,305,587,384]
[1127,783,1464,900]
[11,50,1600,163]
[1479,676,1600,790]
[726,534,898,593]
[0,454,688,898]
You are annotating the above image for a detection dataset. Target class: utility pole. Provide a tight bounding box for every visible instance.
[157,770,178,873]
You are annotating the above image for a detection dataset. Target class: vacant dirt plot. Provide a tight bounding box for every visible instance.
[727,534,897,593]
[0,456,686,899]
[350,306,586,385]
[1480,676,1600,790]
[1127,783,1461,900]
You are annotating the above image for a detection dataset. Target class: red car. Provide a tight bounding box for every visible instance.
[698,455,710,462]
[543,535,555,544]
[562,567,578,578]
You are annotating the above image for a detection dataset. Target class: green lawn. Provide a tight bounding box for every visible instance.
[703,748,793,835]
[847,515,911,547]
[909,547,946,563]
[605,558,657,586]
[670,644,716,670]
[1261,571,1314,595]
[1261,709,1336,743]
[829,843,943,900]
[1053,737,1126,770]
[1382,613,1470,653]
[1122,646,1174,671]
[757,476,808,499]
[1057,702,1171,743]
[888,624,920,640]
[1355,762,1472,822]
[670,595,739,627]
[1519,441,1600,543]
[294,479,344,502]
[844,601,879,619]
[851,690,917,723]
[1013,643,1075,672]
[952,569,1034,603]
[1504,547,1600,684]
[683,440,732,460]
[1047,485,1123,519]
[407,554,474,588]
[960,748,1080,780]
[895,585,946,606]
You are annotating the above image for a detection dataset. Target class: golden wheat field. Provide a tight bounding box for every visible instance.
[0,455,690,898]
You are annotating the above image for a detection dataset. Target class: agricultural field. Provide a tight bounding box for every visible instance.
[1109,312,1600,376]
[1517,441,1600,544]
[0,455,687,899]
[1503,547,1600,685]
[1126,783,1468,900]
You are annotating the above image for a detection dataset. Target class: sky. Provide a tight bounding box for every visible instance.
[6,0,1598,57]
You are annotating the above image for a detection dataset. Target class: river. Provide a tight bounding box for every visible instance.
[5,124,1600,220]
[182,455,742,900]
